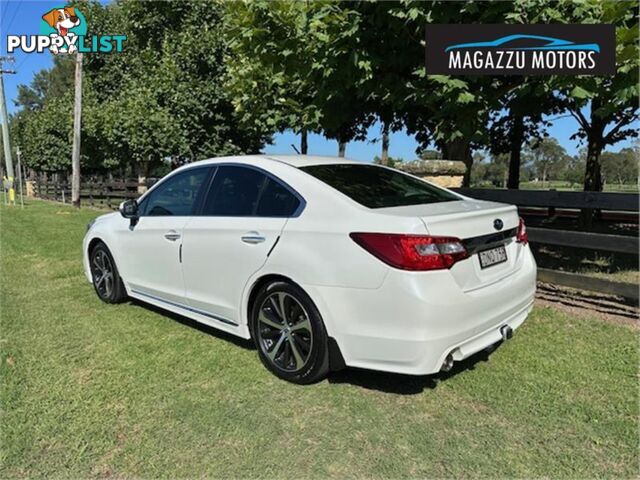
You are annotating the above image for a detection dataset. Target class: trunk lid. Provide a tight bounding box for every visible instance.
[376,199,523,291]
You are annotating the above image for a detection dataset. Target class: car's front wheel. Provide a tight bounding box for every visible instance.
[251,280,329,384]
[90,242,127,304]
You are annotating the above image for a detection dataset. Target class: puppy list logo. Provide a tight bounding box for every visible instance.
[7,5,126,55]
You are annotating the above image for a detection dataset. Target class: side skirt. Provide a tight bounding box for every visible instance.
[128,289,252,340]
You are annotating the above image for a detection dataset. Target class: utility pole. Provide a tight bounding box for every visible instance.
[0,56,16,205]
[71,53,83,208]
[16,145,23,208]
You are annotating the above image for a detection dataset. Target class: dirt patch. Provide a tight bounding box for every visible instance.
[536,282,639,327]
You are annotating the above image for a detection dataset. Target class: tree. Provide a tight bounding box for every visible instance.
[13,56,75,112]
[373,155,404,167]
[224,0,325,155]
[553,1,638,222]
[563,153,586,188]
[470,151,514,188]
[523,138,569,188]
[418,150,442,161]
[487,79,560,189]
[385,1,517,185]
[12,1,271,177]
[601,147,639,186]
[486,0,583,190]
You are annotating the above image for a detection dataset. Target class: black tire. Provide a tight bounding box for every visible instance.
[251,280,329,384]
[89,242,127,304]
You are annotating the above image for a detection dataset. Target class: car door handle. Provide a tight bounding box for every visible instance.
[241,231,266,244]
[164,230,181,241]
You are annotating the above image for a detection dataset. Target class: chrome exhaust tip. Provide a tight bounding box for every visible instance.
[441,353,454,372]
[500,325,513,341]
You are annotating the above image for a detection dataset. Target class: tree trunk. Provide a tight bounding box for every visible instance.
[137,159,150,194]
[442,138,472,187]
[381,124,390,165]
[579,137,603,228]
[583,138,603,192]
[300,130,308,155]
[580,118,605,228]
[338,140,346,157]
[507,113,524,189]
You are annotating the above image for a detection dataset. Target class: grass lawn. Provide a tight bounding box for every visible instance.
[518,181,638,193]
[1,200,638,478]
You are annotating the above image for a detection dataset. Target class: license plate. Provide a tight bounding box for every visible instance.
[478,245,507,269]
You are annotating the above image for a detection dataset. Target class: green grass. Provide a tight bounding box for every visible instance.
[1,200,638,478]
[519,181,638,193]
[472,180,638,193]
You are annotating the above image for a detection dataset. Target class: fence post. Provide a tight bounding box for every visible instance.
[107,180,112,209]
[104,184,110,209]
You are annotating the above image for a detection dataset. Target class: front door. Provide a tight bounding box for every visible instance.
[117,167,211,305]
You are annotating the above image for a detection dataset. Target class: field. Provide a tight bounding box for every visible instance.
[470,180,638,192]
[1,200,638,478]
[519,181,637,193]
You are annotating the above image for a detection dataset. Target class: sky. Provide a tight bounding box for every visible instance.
[1,0,637,163]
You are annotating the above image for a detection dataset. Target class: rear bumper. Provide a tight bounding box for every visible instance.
[305,245,537,375]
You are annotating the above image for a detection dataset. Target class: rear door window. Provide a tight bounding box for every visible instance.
[202,165,302,217]
[202,166,267,216]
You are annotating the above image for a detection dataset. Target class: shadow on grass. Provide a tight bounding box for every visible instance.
[129,299,255,351]
[327,344,501,395]
[130,298,500,394]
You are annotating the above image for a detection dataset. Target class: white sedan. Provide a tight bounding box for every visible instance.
[83,155,536,384]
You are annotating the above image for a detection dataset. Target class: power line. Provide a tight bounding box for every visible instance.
[3,0,23,37]
[15,51,35,71]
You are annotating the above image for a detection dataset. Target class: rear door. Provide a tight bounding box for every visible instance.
[181,165,303,325]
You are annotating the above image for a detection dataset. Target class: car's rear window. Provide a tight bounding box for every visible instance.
[300,164,460,209]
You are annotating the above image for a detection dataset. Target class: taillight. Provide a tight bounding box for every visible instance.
[516,217,528,245]
[350,233,468,271]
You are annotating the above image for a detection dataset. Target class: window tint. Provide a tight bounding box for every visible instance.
[256,179,300,217]
[144,168,208,216]
[300,164,460,209]
[203,166,267,216]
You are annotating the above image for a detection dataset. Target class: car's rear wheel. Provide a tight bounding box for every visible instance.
[90,242,127,303]
[251,280,329,384]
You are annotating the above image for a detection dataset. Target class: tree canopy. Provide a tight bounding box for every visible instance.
[7,0,638,199]
[13,0,270,174]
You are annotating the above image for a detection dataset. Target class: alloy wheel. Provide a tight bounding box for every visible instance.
[257,292,313,372]
[92,249,114,299]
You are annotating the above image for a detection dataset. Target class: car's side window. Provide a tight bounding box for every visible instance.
[202,166,267,216]
[143,168,209,217]
[256,178,300,217]
[201,165,302,217]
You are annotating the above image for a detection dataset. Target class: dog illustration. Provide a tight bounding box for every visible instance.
[42,7,80,54]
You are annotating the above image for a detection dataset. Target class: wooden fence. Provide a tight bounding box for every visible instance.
[31,177,151,209]
[455,188,639,302]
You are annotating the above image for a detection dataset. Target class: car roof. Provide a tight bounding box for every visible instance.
[263,154,362,167]
[183,154,363,170]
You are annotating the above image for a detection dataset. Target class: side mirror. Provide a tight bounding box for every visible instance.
[119,199,139,226]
